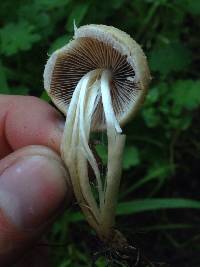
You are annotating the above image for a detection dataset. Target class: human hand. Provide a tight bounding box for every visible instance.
[0,95,72,266]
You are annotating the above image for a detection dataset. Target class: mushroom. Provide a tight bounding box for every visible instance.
[44,24,151,243]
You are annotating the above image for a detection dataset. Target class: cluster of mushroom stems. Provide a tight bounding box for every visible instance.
[61,68,125,240]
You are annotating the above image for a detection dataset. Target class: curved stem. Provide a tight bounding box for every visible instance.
[100,70,125,240]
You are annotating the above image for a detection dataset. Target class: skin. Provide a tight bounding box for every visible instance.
[0,95,72,266]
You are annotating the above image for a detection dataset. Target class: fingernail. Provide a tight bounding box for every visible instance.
[0,155,70,230]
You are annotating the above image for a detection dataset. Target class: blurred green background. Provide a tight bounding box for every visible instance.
[1,0,200,266]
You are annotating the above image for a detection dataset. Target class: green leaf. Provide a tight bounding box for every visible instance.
[95,144,107,164]
[111,0,125,9]
[142,107,161,127]
[59,261,71,267]
[48,34,72,54]
[117,198,200,215]
[168,115,192,130]
[122,146,140,169]
[18,4,50,30]
[149,42,191,76]
[172,80,200,110]
[66,2,90,31]
[186,0,200,15]
[96,144,140,169]
[0,21,41,56]
[10,86,29,95]
[68,198,200,222]
[40,91,51,102]
[34,0,71,10]
[121,163,172,198]
[145,86,160,104]
[0,62,10,93]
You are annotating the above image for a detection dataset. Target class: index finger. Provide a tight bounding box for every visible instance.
[0,95,65,159]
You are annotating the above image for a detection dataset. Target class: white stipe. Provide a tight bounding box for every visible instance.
[101,70,122,134]
[61,68,124,238]
[79,74,103,207]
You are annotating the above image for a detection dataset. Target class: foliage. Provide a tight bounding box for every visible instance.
[0,0,200,266]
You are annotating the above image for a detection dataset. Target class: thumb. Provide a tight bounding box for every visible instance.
[0,145,72,266]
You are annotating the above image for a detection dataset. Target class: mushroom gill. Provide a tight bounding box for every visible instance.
[47,35,145,130]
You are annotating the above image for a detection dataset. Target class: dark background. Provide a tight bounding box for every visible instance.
[0,0,200,266]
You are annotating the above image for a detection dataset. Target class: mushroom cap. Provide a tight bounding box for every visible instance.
[44,24,151,130]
